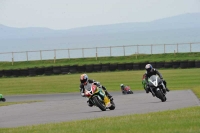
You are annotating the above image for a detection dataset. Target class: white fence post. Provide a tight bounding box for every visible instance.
[96,47,98,60]
[12,52,14,65]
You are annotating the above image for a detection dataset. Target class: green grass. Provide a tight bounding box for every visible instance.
[1,68,199,96]
[0,101,42,107]
[0,53,199,132]
[1,106,200,133]
[0,52,200,70]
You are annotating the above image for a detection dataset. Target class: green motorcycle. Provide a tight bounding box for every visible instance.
[0,94,6,102]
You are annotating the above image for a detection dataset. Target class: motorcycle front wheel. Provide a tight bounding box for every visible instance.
[156,89,166,102]
[92,96,106,111]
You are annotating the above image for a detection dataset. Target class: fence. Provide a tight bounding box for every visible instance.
[0,42,200,63]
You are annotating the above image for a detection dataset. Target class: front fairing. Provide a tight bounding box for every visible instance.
[84,83,105,99]
[148,75,162,88]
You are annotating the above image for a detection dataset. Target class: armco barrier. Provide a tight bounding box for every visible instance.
[188,60,195,68]
[117,63,125,70]
[125,63,133,70]
[20,68,29,76]
[28,68,36,76]
[164,62,173,68]
[156,62,164,69]
[85,64,93,73]
[12,69,20,77]
[180,60,188,69]
[61,65,70,74]
[93,64,102,72]
[0,70,3,77]
[195,60,200,68]
[69,65,77,73]
[53,66,61,75]
[109,63,118,71]
[101,63,110,71]
[44,66,53,75]
[4,70,12,77]
[133,63,140,70]
[173,61,180,69]
[0,60,199,77]
[36,67,45,75]
[77,65,85,73]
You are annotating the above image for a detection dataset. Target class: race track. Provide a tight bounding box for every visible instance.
[0,90,199,128]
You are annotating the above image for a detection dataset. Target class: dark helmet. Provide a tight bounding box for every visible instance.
[145,64,153,72]
[80,74,88,84]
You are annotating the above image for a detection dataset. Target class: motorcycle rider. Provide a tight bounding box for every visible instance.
[120,84,131,94]
[144,64,169,96]
[120,84,126,94]
[79,73,112,107]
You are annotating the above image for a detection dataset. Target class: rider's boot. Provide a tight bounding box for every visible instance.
[145,85,150,93]
[87,100,93,107]
[163,80,170,92]
[105,91,113,100]
[166,87,170,92]
[145,88,149,93]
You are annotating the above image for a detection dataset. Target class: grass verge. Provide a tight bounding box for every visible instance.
[1,106,199,133]
[0,101,42,107]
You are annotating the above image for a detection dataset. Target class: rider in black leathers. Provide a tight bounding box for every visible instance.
[79,74,112,107]
[144,64,169,96]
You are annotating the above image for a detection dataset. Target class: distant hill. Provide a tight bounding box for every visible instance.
[0,12,200,52]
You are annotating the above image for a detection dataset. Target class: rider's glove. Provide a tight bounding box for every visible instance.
[81,92,85,97]
[94,82,100,86]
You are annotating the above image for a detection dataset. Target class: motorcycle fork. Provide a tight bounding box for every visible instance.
[149,87,155,96]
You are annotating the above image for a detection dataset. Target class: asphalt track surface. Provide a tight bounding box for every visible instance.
[0,90,199,128]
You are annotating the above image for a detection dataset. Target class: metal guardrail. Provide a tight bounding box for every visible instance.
[0,42,199,64]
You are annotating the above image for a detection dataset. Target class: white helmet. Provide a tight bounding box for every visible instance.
[145,64,153,72]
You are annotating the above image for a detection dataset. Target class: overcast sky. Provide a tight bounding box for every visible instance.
[0,0,200,30]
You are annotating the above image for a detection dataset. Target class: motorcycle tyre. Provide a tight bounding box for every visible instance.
[128,91,133,94]
[156,89,166,102]
[1,98,6,102]
[92,96,106,111]
[109,100,115,110]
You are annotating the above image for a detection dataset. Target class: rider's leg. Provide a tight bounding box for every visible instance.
[102,86,112,98]
[163,80,170,92]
